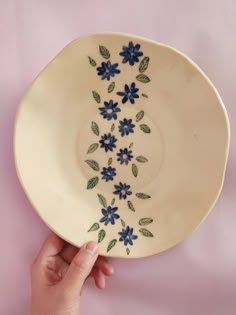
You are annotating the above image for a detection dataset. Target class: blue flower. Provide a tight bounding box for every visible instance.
[120,41,143,66]
[96,61,120,80]
[118,226,138,246]
[100,206,120,225]
[101,166,116,182]
[119,118,135,136]
[113,182,132,200]
[117,148,133,165]
[117,82,139,104]
[99,100,121,121]
[99,133,117,152]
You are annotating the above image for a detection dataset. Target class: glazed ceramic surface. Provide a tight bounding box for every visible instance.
[14,33,230,258]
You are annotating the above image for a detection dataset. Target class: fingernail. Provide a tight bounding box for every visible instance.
[85,241,98,255]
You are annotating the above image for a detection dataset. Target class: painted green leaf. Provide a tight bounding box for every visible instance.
[136,110,144,122]
[139,228,154,237]
[111,123,115,132]
[107,239,117,252]
[87,177,99,189]
[136,74,151,83]
[98,229,106,243]
[126,248,130,255]
[87,143,99,154]
[91,121,99,136]
[92,91,101,103]
[140,124,151,133]
[88,222,100,232]
[139,218,153,226]
[136,193,151,199]
[121,218,126,227]
[132,163,138,177]
[108,81,115,93]
[97,194,107,207]
[108,157,112,166]
[88,56,96,67]
[142,93,148,98]
[99,45,110,59]
[129,142,134,148]
[139,56,150,73]
[111,197,115,205]
[136,156,148,163]
[85,160,100,171]
[127,200,135,212]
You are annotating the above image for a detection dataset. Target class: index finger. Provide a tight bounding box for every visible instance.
[38,232,66,260]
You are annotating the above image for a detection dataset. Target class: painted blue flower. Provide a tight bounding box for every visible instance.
[99,100,121,121]
[101,166,116,182]
[96,61,120,80]
[120,41,143,66]
[117,82,139,104]
[118,226,138,246]
[117,148,133,165]
[99,133,117,152]
[100,206,120,225]
[113,182,132,200]
[119,118,135,136]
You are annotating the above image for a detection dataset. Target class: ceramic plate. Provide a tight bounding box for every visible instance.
[14,33,230,258]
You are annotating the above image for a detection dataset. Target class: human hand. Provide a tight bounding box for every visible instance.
[31,233,114,315]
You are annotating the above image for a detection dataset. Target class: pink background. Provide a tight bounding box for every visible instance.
[1,1,236,314]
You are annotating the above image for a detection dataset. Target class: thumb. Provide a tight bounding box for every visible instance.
[62,241,98,295]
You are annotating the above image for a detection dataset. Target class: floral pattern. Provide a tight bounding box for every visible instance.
[86,41,154,256]
[113,182,132,200]
[100,206,120,225]
[97,61,120,80]
[117,82,139,104]
[119,226,138,245]
[120,41,143,66]
[118,118,135,136]
[99,100,121,121]
[117,148,133,165]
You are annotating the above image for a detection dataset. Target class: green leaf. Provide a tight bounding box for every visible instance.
[136,74,151,83]
[97,194,107,207]
[111,123,115,132]
[139,218,153,226]
[99,45,110,59]
[98,229,106,243]
[126,248,130,255]
[139,56,150,73]
[92,91,101,103]
[129,142,134,148]
[140,124,151,133]
[141,93,148,98]
[88,222,100,232]
[111,197,115,205]
[88,56,96,67]
[87,143,99,154]
[139,228,154,237]
[132,163,138,177]
[91,121,99,136]
[121,218,126,227]
[108,157,112,166]
[127,200,135,212]
[136,156,148,163]
[108,81,115,93]
[85,160,100,171]
[87,177,99,189]
[136,110,144,122]
[136,193,151,199]
[107,239,117,252]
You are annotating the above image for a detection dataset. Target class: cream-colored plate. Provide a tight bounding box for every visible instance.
[14,33,230,258]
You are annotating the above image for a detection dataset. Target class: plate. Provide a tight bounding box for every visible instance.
[14,33,230,258]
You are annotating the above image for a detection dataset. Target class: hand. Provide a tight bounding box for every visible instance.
[31,233,114,315]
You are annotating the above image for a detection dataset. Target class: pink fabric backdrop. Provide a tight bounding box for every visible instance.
[0,1,235,314]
